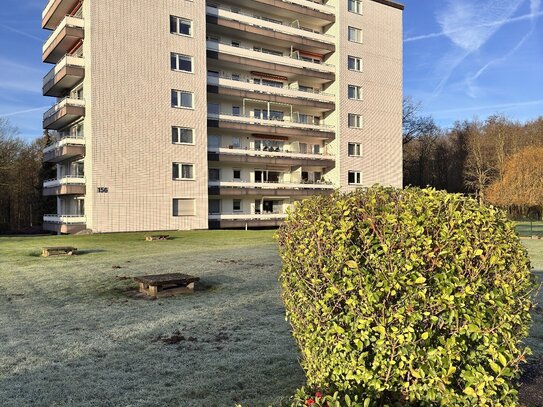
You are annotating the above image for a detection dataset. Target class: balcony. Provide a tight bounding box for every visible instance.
[207,74,335,109]
[43,175,86,196]
[208,213,287,229]
[43,55,85,97]
[206,40,335,81]
[43,214,86,234]
[206,5,334,54]
[247,0,335,23]
[43,98,85,130]
[43,135,85,163]
[208,112,335,139]
[43,16,84,64]
[208,147,335,168]
[42,0,82,30]
[208,180,334,197]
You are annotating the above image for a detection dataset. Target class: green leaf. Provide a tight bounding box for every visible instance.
[464,387,477,397]
[364,398,371,407]
[498,353,507,367]
[489,361,501,374]
[415,276,426,284]
[421,332,429,340]
[345,260,358,269]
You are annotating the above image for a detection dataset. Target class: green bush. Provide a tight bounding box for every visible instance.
[276,187,536,406]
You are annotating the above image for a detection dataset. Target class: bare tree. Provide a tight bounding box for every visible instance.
[402,97,439,145]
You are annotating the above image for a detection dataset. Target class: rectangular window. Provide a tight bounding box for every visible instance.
[208,135,221,149]
[233,169,241,180]
[171,90,193,108]
[208,168,220,181]
[348,85,363,100]
[348,143,362,156]
[173,163,194,180]
[232,106,240,116]
[171,53,192,72]
[209,199,221,215]
[348,171,363,185]
[170,16,192,36]
[172,127,194,144]
[348,27,363,43]
[233,199,242,212]
[348,0,362,14]
[173,199,195,216]
[348,56,363,72]
[348,114,363,128]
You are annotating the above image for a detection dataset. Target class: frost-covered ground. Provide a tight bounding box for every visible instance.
[0,230,304,406]
[0,231,541,406]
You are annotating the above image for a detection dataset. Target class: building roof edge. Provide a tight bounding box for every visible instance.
[370,0,405,11]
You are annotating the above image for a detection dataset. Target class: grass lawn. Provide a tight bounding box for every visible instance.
[0,231,542,406]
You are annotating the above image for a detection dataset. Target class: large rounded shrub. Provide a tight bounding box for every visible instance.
[277,187,535,406]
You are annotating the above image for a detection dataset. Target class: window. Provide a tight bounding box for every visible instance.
[209,199,221,215]
[173,163,194,180]
[348,143,362,156]
[208,168,220,181]
[231,41,240,47]
[173,199,195,216]
[171,90,193,108]
[233,169,241,180]
[172,127,194,144]
[313,144,321,154]
[348,171,363,185]
[208,135,221,149]
[348,27,363,43]
[232,106,240,116]
[348,0,362,14]
[233,199,242,212]
[171,53,192,72]
[348,56,363,72]
[170,16,192,36]
[348,85,363,100]
[348,114,363,128]
[231,137,241,148]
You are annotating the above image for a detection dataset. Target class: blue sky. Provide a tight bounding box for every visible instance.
[0,0,541,140]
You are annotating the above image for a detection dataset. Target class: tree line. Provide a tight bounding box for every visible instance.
[403,97,543,218]
[0,118,54,233]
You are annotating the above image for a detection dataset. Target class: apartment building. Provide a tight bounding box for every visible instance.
[41,0,403,234]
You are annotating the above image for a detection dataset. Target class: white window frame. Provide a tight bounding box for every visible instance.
[348,171,363,185]
[348,143,362,157]
[348,27,363,43]
[172,127,194,145]
[348,85,363,100]
[348,114,363,129]
[171,53,193,73]
[348,0,363,14]
[171,90,193,109]
[348,56,363,72]
[173,198,195,217]
[172,163,195,180]
[170,16,192,37]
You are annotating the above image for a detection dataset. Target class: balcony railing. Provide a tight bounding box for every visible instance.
[43,54,84,87]
[43,214,86,224]
[281,0,335,14]
[208,180,334,190]
[44,98,85,121]
[209,147,334,161]
[43,15,84,55]
[206,40,335,74]
[43,135,85,154]
[209,112,334,132]
[43,175,85,188]
[208,213,287,221]
[206,4,334,44]
[207,74,335,104]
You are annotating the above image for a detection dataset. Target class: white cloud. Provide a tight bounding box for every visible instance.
[437,0,524,52]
